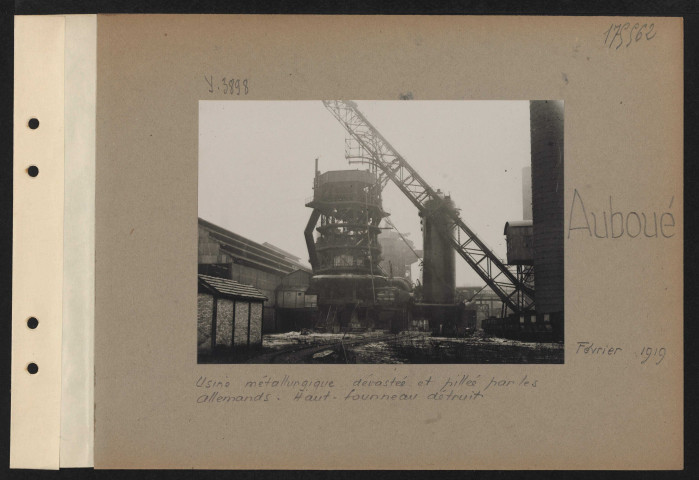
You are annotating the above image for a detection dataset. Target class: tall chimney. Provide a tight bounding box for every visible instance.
[522,165,532,220]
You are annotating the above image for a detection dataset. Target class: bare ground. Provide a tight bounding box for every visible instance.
[236,330,564,364]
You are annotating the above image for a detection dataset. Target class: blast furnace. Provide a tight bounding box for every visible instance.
[421,191,456,305]
[304,163,410,332]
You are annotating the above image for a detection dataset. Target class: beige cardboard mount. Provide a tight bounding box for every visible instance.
[12,15,683,470]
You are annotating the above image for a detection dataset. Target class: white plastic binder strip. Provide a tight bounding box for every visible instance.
[11,16,65,469]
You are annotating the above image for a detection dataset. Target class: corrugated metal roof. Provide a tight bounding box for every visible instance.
[198,274,268,301]
[198,217,311,274]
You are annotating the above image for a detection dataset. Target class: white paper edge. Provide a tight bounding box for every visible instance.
[60,14,96,468]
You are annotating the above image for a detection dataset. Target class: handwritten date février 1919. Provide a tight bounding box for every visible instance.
[603,22,656,50]
[639,346,667,365]
[576,342,666,365]
[204,75,249,95]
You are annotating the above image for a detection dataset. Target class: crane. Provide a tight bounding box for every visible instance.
[322,100,535,314]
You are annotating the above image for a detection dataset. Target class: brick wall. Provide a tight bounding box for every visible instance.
[216,298,234,347]
[199,292,265,352]
[234,301,250,347]
[197,294,213,354]
[249,303,262,346]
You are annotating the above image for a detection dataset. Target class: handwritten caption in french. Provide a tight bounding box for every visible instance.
[194,373,538,404]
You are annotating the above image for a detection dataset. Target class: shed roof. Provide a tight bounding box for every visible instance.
[198,274,268,301]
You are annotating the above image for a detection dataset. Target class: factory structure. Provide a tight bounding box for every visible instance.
[198,217,317,336]
[197,100,564,360]
[377,227,421,283]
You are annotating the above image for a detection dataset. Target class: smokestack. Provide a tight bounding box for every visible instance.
[529,100,564,322]
[314,158,319,188]
[522,166,532,220]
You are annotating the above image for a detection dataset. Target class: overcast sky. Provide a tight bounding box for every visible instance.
[199,100,531,286]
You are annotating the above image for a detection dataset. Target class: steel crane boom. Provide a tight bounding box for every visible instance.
[322,100,534,313]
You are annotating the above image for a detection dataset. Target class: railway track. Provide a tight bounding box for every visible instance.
[248,331,424,364]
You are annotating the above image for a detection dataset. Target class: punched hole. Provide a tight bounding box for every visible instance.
[27,363,38,374]
[27,317,38,329]
[28,118,40,129]
[27,165,39,177]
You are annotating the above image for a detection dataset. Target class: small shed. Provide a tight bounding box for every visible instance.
[197,274,267,356]
[504,220,533,265]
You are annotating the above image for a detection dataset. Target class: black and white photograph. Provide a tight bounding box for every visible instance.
[197,100,564,364]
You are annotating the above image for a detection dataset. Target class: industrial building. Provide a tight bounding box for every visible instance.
[273,269,318,332]
[302,100,563,340]
[482,100,564,340]
[198,100,564,363]
[378,226,422,282]
[304,167,412,333]
[198,217,313,335]
[456,287,504,323]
